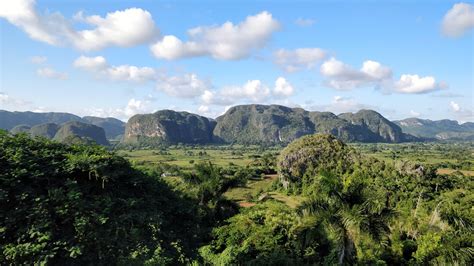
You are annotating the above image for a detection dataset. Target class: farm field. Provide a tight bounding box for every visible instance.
[116,141,474,210]
[117,142,474,173]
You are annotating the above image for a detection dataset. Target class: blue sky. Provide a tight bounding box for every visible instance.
[0,0,473,122]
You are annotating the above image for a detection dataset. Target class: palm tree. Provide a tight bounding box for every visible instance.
[298,171,394,264]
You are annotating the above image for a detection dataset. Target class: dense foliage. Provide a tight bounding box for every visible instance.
[1,131,472,265]
[205,134,473,264]
[0,131,202,264]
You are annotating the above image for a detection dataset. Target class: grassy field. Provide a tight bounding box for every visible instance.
[116,142,474,208]
[117,146,271,169]
[223,174,306,208]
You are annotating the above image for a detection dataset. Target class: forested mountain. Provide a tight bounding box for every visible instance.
[395,118,474,140]
[0,110,82,130]
[123,110,216,145]
[213,105,411,144]
[53,121,109,146]
[3,107,474,145]
[0,110,125,140]
[82,116,125,140]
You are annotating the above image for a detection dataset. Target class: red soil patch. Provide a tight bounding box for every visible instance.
[238,201,256,208]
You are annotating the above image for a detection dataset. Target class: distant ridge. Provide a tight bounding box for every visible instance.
[2,106,473,145]
[0,110,124,140]
[394,117,474,141]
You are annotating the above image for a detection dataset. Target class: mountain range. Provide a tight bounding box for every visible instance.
[1,105,473,145]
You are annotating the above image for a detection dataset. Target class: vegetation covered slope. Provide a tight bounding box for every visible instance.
[203,134,473,265]
[53,121,109,146]
[213,104,409,144]
[0,110,82,130]
[395,118,474,140]
[9,124,31,134]
[0,132,204,264]
[0,110,125,140]
[29,123,59,139]
[123,110,216,146]
[82,116,125,140]
[339,109,406,142]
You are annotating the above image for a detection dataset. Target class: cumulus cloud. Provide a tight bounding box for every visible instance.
[441,2,474,37]
[74,56,212,98]
[449,101,473,122]
[320,58,392,90]
[156,73,210,98]
[450,101,461,112]
[31,55,47,64]
[394,74,444,94]
[302,96,373,115]
[201,77,294,105]
[73,55,108,71]
[274,48,326,72]
[85,97,156,121]
[150,11,279,60]
[71,8,159,50]
[410,110,421,117]
[74,55,156,82]
[294,18,315,27]
[0,92,32,109]
[37,67,68,80]
[320,57,445,94]
[273,77,294,97]
[0,0,159,50]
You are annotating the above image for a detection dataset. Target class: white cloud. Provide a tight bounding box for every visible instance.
[410,110,421,117]
[0,92,32,109]
[274,48,326,72]
[74,55,156,82]
[441,2,474,37]
[85,97,156,121]
[449,101,473,122]
[450,101,461,112]
[198,105,209,114]
[0,1,159,51]
[320,57,444,94]
[73,55,108,71]
[72,8,159,51]
[294,18,315,27]
[394,74,443,94]
[273,77,294,97]
[150,11,279,60]
[31,55,47,64]
[320,57,392,90]
[156,73,210,98]
[106,65,156,82]
[37,67,68,80]
[201,77,294,106]
[302,96,374,115]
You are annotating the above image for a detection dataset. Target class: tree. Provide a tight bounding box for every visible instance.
[298,171,394,264]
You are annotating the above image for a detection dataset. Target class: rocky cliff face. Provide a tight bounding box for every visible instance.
[123,110,216,145]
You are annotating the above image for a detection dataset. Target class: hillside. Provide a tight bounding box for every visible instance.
[213,104,409,144]
[123,110,216,145]
[395,118,474,140]
[0,110,82,130]
[29,123,59,139]
[53,121,109,145]
[82,116,125,140]
[0,110,125,140]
